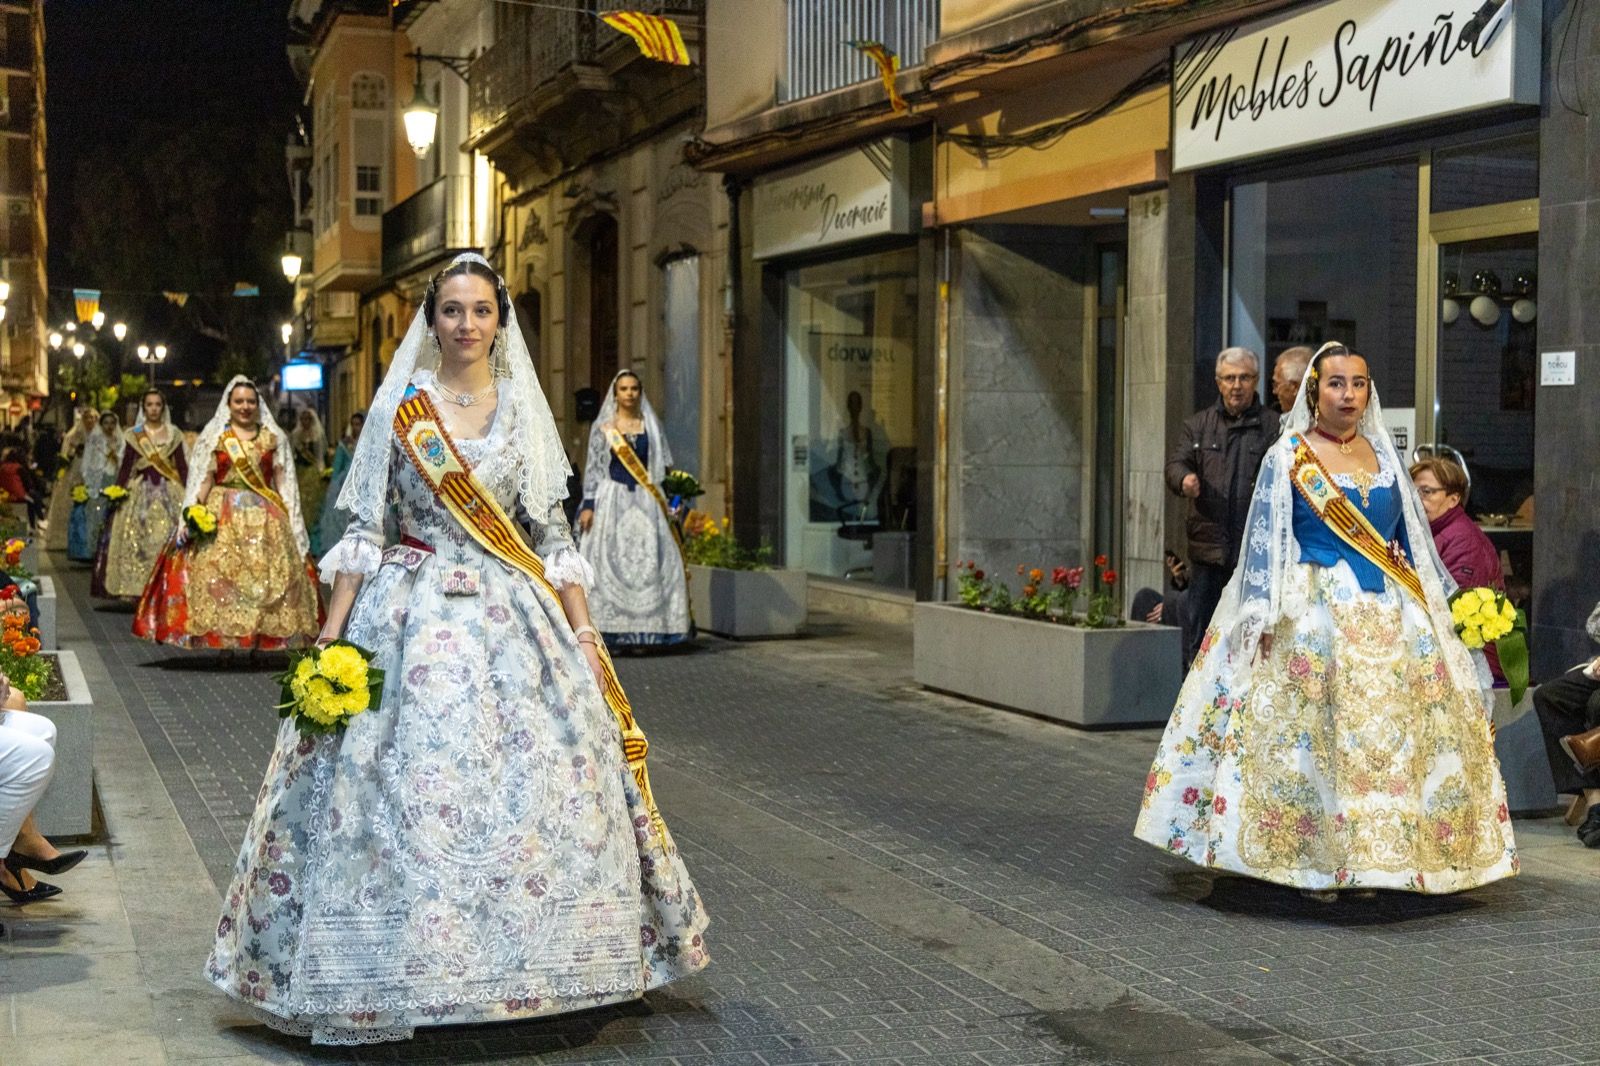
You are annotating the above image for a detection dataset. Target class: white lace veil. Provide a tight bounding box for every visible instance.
[290,407,327,459]
[583,369,671,500]
[132,390,175,433]
[185,375,309,555]
[84,414,125,485]
[1218,341,1488,712]
[336,252,570,525]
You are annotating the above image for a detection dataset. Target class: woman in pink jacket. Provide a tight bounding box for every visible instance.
[1410,456,1505,682]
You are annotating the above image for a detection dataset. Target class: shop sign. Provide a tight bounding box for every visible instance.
[752,138,912,260]
[1172,0,1540,171]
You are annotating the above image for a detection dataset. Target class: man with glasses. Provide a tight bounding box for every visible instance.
[1165,347,1270,668]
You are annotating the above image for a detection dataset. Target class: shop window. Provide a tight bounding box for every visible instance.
[783,246,918,581]
[1229,162,1418,409]
[1431,135,1538,214]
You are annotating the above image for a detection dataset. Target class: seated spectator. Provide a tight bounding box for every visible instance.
[0,445,31,521]
[1,674,84,903]
[1411,456,1506,682]
[1533,600,1600,843]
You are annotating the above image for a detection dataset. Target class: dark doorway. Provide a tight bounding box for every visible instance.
[587,215,619,389]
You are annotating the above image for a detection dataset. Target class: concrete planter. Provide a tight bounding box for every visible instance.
[35,574,56,649]
[914,602,1182,728]
[31,650,94,837]
[687,564,808,639]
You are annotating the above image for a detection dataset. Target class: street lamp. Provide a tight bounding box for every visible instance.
[112,321,128,342]
[71,341,86,358]
[401,48,473,159]
[136,344,149,361]
[281,250,303,282]
[281,322,293,346]
[0,280,10,302]
[91,309,106,331]
[48,331,62,350]
[154,344,168,361]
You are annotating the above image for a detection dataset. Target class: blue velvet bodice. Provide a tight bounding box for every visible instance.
[1292,471,1413,594]
[607,432,648,487]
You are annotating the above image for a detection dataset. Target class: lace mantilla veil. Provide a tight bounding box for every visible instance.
[583,369,671,500]
[1217,341,1489,713]
[336,253,570,526]
[185,374,310,556]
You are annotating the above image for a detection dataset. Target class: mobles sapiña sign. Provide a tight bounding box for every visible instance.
[752,137,913,260]
[1171,0,1539,171]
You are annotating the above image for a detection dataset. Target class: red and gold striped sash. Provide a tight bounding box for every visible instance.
[131,428,183,485]
[395,388,672,846]
[605,425,684,554]
[1288,434,1427,607]
[221,430,286,511]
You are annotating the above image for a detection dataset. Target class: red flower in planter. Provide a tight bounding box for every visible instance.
[1102,569,1118,585]
[1051,567,1069,586]
[1095,554,1108,568]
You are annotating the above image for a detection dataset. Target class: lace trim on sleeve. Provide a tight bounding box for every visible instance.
[542,546,594,592]
[318,531,383,584]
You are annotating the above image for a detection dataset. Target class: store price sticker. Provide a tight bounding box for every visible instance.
[1541,351,1576,387]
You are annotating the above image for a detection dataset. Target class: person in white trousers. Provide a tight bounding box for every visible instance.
[0,674,80,908]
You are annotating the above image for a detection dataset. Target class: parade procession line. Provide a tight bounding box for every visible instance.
[0,561,1594,1065]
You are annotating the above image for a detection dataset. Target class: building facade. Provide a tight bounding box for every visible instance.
[698,0,1594,675]
[0,0,46,420]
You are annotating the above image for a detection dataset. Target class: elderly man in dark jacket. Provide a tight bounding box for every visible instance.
[1166,347,1271,667]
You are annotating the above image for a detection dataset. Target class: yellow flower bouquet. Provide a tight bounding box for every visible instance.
[70,485,89,504]
[182,503,219,545]
[101,485,130,506]
[1449,586,1529,705]
[276,640,384,736]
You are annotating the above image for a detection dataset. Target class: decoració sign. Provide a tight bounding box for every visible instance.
[1171,0,1539,171]
[752,138,913,260]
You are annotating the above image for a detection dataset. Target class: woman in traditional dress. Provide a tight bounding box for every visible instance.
[92,390,188,599]
[45,407,97,552]
[133,379,322,649]
[290,408,328,554]
[577,371,690,647]
[68,412,123,562]
[1134,342,1517,898]
[205,254,709,1045]
[313,410,363,565]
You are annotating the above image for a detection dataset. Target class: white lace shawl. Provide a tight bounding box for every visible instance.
[1217,344,1489,714]
[336,254,569,530]
[185,375,309,555]
[82,423,125,487]
[583,369,671,501]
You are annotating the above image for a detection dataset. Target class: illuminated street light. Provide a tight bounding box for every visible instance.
[113,321,128,342]
[71,341,86,358]
[137,344,150,361]
[0,280,10,302]
[281,322,293,345]
[91,310,106,330]
[281,251,303,282]
[154,344,168,361]
[403,72,439,159]
[48,331,62,349]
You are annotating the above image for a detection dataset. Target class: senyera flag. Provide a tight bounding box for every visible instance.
[601,11,691,65]
[847,40,907,113]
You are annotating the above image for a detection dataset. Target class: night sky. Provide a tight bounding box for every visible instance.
[44,0,302,388]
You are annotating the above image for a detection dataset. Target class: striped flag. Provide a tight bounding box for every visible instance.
[847,40,907,112]
[600,11,691,66]
[73,289,100,323]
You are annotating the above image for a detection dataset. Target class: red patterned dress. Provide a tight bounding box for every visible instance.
[133,433,323,649]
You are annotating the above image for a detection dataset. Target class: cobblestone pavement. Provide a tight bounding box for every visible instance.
[9,565,1597,1066]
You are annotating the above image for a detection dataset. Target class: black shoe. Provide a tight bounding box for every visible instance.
[0,874,62,904]
[1579,807,1600,849]
[5,849,86,876]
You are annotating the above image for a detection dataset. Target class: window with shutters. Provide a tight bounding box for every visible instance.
[350,72,387,229]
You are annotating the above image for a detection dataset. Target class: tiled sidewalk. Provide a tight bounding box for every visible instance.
[1,561,1593,1065]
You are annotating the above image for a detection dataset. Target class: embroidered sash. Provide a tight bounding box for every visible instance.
[395,388,672,845]
[131,428,183,485]
[605,426,684,553]
[220,430,286,511]
[1288,434,1427,607]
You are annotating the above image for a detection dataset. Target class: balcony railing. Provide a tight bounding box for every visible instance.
[469,0,703,140]
[782,0,938,104]
[381,174,474,280]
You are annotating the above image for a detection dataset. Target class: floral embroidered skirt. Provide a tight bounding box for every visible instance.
[1134,560,1517,894]
[580,479,690,646]
[132,486,323,650]
[204,549,709,1044]
[93,477,182,598]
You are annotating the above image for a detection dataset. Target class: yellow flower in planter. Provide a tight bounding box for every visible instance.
[70,485,89,504]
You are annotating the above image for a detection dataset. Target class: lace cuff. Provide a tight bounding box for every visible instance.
[318,533,383,584]
[542,547,594,592]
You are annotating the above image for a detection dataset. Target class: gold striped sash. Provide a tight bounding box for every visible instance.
[221,430,286,511]
[395,389,672,846]
[604,425,684,554]
[1288,434,1427,607]
[131,428,183,485]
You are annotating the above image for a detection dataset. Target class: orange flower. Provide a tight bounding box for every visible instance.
[1022,585,1037,598]
[1028,568,1043,583]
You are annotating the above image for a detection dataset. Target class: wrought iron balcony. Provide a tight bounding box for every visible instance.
[381,174,474,281]
[468,0,703,142]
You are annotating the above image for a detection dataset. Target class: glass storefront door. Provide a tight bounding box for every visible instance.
[783,246,919,581]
